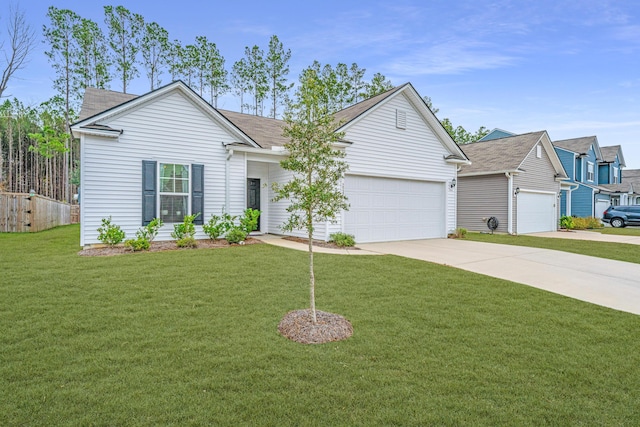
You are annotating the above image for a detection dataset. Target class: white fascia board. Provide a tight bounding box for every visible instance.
[226,145,287,157]
[71,127,122,139]
[459,169,521,178]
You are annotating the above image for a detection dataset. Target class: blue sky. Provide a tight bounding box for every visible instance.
[5,0,640,168]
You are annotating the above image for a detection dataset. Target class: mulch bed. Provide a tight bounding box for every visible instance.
[78,237,262,257]
[278,309,353,344]
[283,236,360,250]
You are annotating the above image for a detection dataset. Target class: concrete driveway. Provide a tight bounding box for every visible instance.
[358,238,640,316]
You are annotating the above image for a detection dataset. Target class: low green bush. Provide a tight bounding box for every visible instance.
[239,208,261,235]
[97,216,126,246]
[329,232,356,247]
[176,236,197,248]
[225,227,247,244]
[560,215,575,230]
[572,216,604,230]
[171,213,199,242]
[203,211,236,240]
[124,218,163,251]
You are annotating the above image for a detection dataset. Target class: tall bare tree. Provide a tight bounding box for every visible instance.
[0,5,36,99]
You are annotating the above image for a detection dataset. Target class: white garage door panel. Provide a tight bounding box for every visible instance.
[517,192,557,234]
[344,175,445,243]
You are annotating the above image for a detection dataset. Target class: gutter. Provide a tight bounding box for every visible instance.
[506,172,514,234]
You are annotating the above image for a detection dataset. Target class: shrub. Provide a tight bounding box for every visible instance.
[171,213,199,241]
[225,227,247,244]
[239,208,261,235]
[124,218,163,251]
[97,216,125,246]
[203,211,236,240]
[176,237,197,248]
[329,232,356,247]
[572,216,604,230]
[560,215,575,230]
[448,228,468,239]
[124,238,150,252]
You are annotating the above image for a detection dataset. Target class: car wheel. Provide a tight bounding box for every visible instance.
[611,217,625,228]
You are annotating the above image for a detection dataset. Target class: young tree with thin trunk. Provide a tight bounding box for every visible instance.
[265,35,293,119]
[348,63,366,104]
[0,4,36,99]
[272,68,349,324]
[141,21,169,91]
[104,5,144,93]
[200,38,227,108]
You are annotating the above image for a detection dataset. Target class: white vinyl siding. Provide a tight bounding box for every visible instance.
[80,91,237,246]
[342,93,458,236]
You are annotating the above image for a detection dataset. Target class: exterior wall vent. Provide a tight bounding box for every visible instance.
[396,109,406,129]
[536,145,542,158]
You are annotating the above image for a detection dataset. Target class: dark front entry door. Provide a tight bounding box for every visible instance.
[247,178,261,231]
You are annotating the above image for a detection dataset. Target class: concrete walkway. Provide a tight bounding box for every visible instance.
[258,233,640,316]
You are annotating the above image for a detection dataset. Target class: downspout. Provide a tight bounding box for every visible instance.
[506,172,513,234]
[225,149,234,213]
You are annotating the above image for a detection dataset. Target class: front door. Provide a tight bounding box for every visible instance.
[247,178,261,231]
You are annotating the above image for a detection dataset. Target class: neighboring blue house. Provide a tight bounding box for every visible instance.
[599,146,629,205]
[477,128,515,142]
[552,136,610,218]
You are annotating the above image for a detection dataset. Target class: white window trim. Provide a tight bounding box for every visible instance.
[158,163,191,223]
[613,166,619,184]
[587,161,594,182]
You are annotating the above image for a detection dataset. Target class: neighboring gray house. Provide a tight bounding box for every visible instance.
[71,81,470,247]
[457,131,567,234]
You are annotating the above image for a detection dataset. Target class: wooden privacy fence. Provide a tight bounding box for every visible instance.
[0,193,72,232]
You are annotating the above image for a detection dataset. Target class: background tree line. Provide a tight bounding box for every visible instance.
[0,3,485,202]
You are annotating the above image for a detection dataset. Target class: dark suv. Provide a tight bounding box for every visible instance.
[602,205,640,227]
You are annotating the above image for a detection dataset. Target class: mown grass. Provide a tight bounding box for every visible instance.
[2,225,640,425]
[596,226,640,236]
[465,232,640,264]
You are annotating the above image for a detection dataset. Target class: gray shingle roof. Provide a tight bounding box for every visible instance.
[552,136,598,155]
[600,145,622,163]
[78,87,138,121]
[333,84,407,127]
[623,169,640,178]
[458,131,547,175]
[218,110,287,149]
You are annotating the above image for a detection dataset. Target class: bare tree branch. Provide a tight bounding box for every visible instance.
[0,5,36,98]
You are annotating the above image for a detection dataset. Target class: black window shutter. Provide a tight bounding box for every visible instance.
[191,164,204,224]
[142,160,157,225]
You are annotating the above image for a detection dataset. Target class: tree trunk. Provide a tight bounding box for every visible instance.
[308,224,316,324]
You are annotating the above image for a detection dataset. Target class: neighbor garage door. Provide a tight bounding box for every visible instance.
[517,191,557,234]
[344,175,446,243]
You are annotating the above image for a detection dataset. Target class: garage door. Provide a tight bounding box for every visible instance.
[344,175,446,243]
[517,191,557,234]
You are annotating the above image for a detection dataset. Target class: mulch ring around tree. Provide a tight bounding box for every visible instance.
[278,309,353,344]
[78,238,262,257]
[282,236,360,250]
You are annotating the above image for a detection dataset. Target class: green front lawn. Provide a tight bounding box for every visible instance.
[596,226,640,236]
[2,225,639,425]
[465,232,640,264]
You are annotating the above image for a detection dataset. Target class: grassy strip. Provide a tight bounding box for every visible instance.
[1,225,639,425]
[465,232,640,264]
[594,227,640,236]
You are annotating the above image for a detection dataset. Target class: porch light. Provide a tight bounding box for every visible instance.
[450,178,457,189]
[515,187,520,195]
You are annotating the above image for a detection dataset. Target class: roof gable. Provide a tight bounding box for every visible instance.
[335,83,469,163]
[459,131,567,178]
[71,81,258,148]
[477,128,516,142]
[552,136,602,160]
[600,145,626,167]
